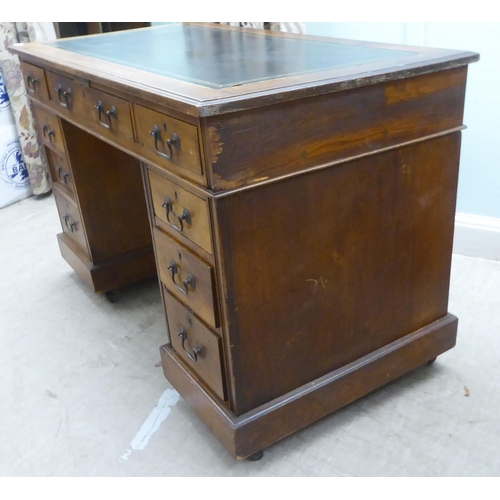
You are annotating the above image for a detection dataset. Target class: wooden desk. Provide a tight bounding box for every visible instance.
[11,24,479,460]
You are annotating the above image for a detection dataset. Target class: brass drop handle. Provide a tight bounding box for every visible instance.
[26,74,38,93]
[41,124,55,142]
[57,167,70,184]
[62,215,76,232]
[150,124,180,160]
[177,328,203,362]
[162,196,191,232]
[94,100,117,129]
[167,260,195,295]
[54,83,72,108]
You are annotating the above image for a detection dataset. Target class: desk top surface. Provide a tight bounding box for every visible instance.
[46,24,415,89]
[11,23,479,116]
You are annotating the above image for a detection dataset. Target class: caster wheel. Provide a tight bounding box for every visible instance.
[104,291,118,303]
[247,450,264,461]
[427,357,437,364]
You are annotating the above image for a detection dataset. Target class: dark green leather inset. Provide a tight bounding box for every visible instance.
[48,25,414,89]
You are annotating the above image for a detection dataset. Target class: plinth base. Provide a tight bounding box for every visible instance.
[161,313,458,459]
[57,233,157,294]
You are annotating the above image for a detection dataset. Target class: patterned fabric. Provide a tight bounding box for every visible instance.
[0,22,56,195]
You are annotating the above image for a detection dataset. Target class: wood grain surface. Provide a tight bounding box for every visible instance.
[215,133,461,415]
[203,67,467,191]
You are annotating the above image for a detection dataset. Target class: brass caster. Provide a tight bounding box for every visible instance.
[247,450,264,461]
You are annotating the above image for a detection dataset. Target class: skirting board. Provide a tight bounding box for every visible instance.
[453,213,500,261]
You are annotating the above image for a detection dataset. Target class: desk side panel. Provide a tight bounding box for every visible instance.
[214,133,461,415]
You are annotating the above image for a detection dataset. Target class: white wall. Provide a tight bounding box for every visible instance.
[306,23,500,220]
[305,22,500,260]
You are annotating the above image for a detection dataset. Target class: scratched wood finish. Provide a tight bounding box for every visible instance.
[215,133,461,415]
[203,67,467,191]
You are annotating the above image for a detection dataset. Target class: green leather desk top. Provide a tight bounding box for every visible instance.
[47,24,415,89]
[12,24,479,115]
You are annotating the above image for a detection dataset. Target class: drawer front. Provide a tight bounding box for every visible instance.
[46,71,82,113]
[135,104,202,177]
[148,169,212,254]
[46,148,75,197]
[31,104,65,154]
[164,291,226,400]
[46,74,133,145]
[80,86,134,144]
[154,227,218,328]
[20,61,50,103]
[53,184,88,257]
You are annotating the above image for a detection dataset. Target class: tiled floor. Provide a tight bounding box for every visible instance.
[1,193,499,476]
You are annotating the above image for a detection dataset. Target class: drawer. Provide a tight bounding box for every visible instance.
[148,169,212,254]
[20,61,50,103]
[46,71,81,112]
[154,227,219,328]
[46,148,75,197]
[135,104,202,177]
[164,291,226,400]
[31,104,65,154]
[80,86,134,144]
[53,184,88,258]
[45,74,133,145]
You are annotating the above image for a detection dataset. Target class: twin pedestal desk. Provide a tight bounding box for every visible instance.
[12,24,479,460]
